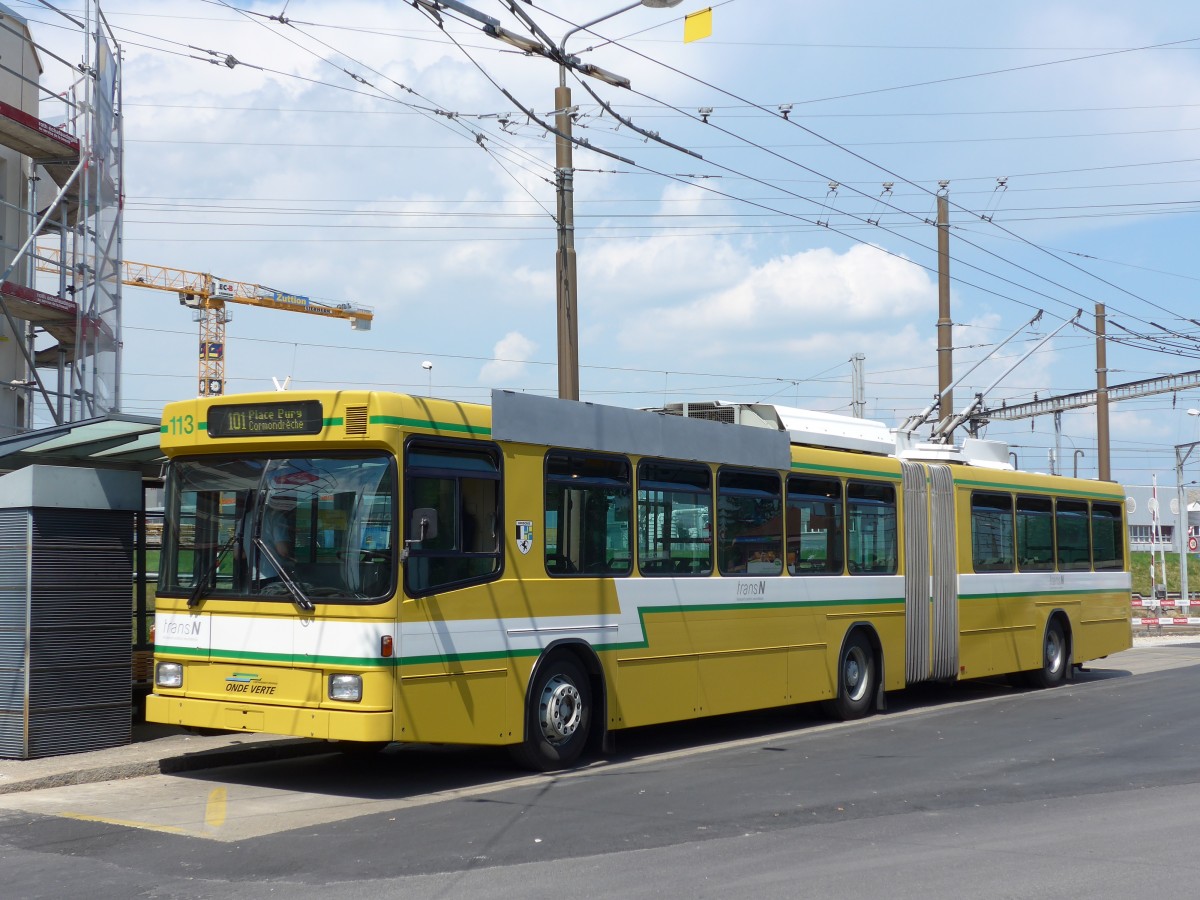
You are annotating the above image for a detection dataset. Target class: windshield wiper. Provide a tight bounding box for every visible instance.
[254,537,315,612]
[188,531,238,608]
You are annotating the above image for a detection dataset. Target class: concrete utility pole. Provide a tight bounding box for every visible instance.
[553,78,579,401]
[1095,304,1111,481]
[552,0,682,401]
[430,0,683,401]
[936,188,953,424]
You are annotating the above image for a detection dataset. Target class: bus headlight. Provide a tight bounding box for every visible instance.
[156,662,183,689]
[328,674,362,702]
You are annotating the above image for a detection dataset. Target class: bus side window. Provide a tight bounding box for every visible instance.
[637,459,712,577]
[545,450,631,577]
[716,468,783,576]
[1091,501,1125,570]
[404,440,502,596]
[1056,498,1091,571]
[847,481,897,575]
[786,475,843,575]
[971,491,1014,573]
[1016,495,1054,571]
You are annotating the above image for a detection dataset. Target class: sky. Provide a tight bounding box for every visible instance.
[15,0,1200,489]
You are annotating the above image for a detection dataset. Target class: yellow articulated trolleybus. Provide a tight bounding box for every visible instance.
[146,390,1132,770]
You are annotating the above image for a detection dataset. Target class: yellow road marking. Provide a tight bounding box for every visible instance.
[205,787,227,829]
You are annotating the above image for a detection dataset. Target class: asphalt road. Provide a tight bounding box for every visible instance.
[3,643,1200,899]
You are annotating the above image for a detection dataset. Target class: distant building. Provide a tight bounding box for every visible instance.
[0,3,40,436]
[0,2,123,436]
[1124,484,1200,554]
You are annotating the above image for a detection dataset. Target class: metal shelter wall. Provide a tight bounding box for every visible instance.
[0,464,139,758]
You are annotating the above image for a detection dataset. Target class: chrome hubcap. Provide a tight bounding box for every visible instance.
[1045,630,1064,674]
[845,646,869,702]
[538,674,582,745]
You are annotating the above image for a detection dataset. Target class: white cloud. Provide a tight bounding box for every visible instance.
[619,244,932,351]
[582,234,749,303]
[1110,406,1164,438]
[479,331,537,385]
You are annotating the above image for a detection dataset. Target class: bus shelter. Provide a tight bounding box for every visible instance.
[0,415,161,757]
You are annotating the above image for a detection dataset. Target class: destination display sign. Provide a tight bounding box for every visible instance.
[207,400,324,438]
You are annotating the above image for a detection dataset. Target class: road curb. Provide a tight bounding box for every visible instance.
[0,739,332,796]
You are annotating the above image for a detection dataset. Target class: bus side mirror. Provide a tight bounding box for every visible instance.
[401,508,438,564]
[411,508,438,542]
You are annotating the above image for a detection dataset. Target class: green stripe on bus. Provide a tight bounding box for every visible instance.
[397,598,905,665]
[183,419,340,433]
[159,644,393,668]
[156,596,906,670]
[398,647,542,667]
[953,477,1123,500]
[960,587,1129,601]
[158,589,1122,671]
[399,598,905,664]
[791,461,903,480]
[370,415,491,436]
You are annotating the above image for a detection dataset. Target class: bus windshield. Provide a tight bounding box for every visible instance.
[161,453,396,603]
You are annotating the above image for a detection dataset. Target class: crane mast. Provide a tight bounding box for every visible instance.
[38,249,373,396]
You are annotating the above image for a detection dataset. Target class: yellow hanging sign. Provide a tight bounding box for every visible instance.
[684,8,713,43]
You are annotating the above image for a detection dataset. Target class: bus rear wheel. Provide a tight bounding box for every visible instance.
[1027,619,1068,689]
[511,656,592,771]
[822,632,876,721]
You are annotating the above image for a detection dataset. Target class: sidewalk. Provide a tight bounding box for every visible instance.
[0,721,330,796]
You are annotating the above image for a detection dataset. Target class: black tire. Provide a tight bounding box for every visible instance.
[1027,618,1068,689]
[822,632,877,721]
[510,656,592,771]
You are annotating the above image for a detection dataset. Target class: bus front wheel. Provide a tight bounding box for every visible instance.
[511,656,592,771]
[822,632,876,721]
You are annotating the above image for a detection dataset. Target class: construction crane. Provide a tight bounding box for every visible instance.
[36,248,373,396]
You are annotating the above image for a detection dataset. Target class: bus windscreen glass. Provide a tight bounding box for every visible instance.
[161,453,395,602]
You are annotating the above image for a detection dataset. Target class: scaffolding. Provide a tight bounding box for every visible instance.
[0,1,122,432]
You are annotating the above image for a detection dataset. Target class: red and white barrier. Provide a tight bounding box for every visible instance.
[1133,617,1200,627]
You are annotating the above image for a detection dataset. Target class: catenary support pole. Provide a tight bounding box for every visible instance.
[1096,304,1111,481]
[936,191,953,425]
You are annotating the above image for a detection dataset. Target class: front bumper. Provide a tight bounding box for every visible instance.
[146,694,394,742]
